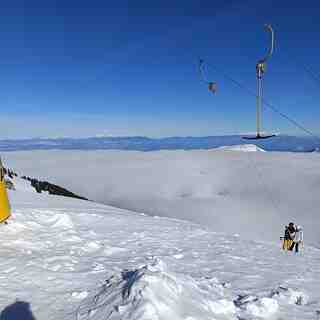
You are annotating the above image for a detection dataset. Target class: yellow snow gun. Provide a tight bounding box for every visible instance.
[0,158,11,223]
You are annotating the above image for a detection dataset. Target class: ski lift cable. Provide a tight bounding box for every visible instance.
[300,63,320,82]
[278,45,320,88]
[205,62,320,143]
[199,67,282,219]
[296,61,320,88]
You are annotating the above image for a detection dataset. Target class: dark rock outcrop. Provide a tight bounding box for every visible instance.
[5,168,88,201]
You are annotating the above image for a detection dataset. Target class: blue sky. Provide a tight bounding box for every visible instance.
[0,0,320,138]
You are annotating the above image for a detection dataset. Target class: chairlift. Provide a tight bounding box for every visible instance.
[243,24,276,140]
[199,59,217,94]
[208,82,217,94]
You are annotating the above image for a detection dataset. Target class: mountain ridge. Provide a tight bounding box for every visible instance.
[0,135,318,152]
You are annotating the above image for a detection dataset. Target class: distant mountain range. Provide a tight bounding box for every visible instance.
[0,135,319,152]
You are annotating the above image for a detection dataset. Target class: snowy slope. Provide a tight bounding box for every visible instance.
[4,149,320,245]
[2,181,320,320]
[8,176,38,193]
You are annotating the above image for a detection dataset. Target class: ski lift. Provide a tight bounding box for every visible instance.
[208,82,217,94]
[243,24,276,140]
[199,59,217,94]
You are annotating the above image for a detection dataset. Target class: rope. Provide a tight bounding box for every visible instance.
[205,63,320,143]
[300,63,320,87]
[200,58,319,247]
[280,48,320,89]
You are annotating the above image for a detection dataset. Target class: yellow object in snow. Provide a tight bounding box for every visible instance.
[282,239,293,250]
[0,159,11,223]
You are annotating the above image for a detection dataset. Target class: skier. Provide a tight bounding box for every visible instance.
[283,223,293,250]
[289,225,303,253]
[283,222,295,250]
[288,221,295,233]
[282,226,291,250]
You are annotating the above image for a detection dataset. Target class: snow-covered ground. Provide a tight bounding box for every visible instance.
[3,148,320,245]
[1,176,320,319]
[216,144,266,152]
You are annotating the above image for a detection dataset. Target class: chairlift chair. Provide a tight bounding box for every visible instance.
[199,59,217,94]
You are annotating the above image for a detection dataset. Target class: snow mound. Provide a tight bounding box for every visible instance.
[246,298,278,318]
[270,286,309,306]
[234,294,278,319]
[216,144,266,152]
[77,258,236,320]
[232,285,311,319]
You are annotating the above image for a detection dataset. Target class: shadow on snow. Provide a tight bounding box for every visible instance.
[0,301,36,320]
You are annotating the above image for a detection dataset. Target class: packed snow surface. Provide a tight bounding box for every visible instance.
[4,149,320,244]
[1,179,320,319]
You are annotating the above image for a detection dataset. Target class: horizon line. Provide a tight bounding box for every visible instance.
[0,133,312,141]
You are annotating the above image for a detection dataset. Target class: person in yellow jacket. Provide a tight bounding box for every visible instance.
[282,226,291,250]
[282,222,295,250]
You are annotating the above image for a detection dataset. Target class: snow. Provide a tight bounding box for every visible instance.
[8,176,34,193]
[3,149,320,245]
[216,144,266,152]
[0,177,318,319]
[77,259,237,320]
[245,298,278,318]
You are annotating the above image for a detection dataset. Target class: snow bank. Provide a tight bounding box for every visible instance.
[8,176,34,193]
[216,144,266,152]
[77,258,236,320]
[246,298,278,318]
[77,258,315,320]
[270,286,309,306]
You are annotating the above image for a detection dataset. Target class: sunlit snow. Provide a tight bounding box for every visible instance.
[0,169,319,319]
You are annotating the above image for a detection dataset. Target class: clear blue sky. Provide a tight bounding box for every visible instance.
[0,0,319,138]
